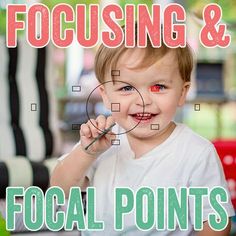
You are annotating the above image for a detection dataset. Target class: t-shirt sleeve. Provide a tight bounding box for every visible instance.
[188,144,235,224]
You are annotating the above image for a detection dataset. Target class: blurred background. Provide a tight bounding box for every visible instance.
[0,0,236,235]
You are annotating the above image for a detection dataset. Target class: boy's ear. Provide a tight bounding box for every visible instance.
[99,85,110,110]
[178,82,191,107]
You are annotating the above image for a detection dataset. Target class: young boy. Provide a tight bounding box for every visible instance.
[51,31,235,235]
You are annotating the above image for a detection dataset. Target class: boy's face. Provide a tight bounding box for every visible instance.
[100,49,190,139]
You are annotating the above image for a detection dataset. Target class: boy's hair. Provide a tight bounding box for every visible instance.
[95,25,193,83]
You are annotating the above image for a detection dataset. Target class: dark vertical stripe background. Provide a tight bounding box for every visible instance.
[8,46,27,156]
[0,162,9,198]
[30,161,49,192]
[35,48,53,157]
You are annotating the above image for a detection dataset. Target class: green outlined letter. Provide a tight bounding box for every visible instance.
[156,188,165,230]
[168,187,188,230]
[65,187,85,230]
[87,187,104,230]
[115,187,134,230]
[136,187,155,230]
[24,187,44,231]
[189,187,208,230]
[6,187,23,230]
[209,187,228,230]
[45,187,65,231]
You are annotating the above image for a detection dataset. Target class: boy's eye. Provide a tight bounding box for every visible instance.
[120,86,135,91]
[150,84,166,92]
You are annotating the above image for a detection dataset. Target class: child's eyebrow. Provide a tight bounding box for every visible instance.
[153,79,173,84]
[112,79,129,85]
[111,78,173,86]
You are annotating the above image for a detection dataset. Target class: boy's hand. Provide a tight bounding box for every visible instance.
[80,115,116,157]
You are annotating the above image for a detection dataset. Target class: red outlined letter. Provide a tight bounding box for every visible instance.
[200,4,231,48]
[163,4,186,48]
[27,4,50,48]
[7,5,26,47]
[52,4,74,48]
[102,4,123,48]
[138,4,161,48]
[125,4,135,48]
[76,4,99,48]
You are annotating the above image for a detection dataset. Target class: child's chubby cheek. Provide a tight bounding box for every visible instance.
[110,106,128,121]
[110,105,132,127]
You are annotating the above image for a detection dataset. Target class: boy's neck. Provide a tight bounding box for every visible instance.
[126,122,176,159]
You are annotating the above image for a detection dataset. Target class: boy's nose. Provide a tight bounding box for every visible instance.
[136,90,152,107]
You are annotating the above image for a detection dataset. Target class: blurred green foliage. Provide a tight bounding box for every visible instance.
[0,214,10,236]
[0,0,99,36]
[0,0,158,36]
[184,104,236,140]
[1,0,236,35]
[0,10,6,35]
[0,8,25,35]
[42,0,99,38]
[41,0,99,9]
[118,0,153,26]
[186,0,236,23]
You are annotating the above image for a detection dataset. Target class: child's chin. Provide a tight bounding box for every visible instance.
[128,128,157,138]
[119,120,158,136]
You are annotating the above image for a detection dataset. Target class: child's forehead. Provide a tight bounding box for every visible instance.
[118,48,146,65]
[116,48,178,70]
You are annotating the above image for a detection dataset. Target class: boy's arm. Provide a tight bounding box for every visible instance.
[50,115,116,198]
[50,145,97,198]
[197,220,231,236]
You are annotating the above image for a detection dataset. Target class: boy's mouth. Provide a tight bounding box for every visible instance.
[130,112,157,121]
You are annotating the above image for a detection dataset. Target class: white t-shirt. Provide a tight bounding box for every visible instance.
[61,123,235,235]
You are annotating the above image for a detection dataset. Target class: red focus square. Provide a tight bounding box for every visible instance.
[150,85,160,92]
